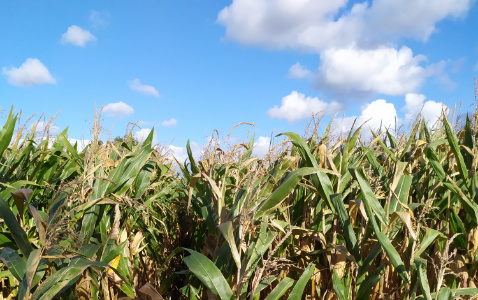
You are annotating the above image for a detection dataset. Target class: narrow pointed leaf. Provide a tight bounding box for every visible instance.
[264,277,294,300]
[183,248,233,300]
[288,263,315,299]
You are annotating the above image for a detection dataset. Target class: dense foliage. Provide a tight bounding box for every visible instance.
[1,105,478,299]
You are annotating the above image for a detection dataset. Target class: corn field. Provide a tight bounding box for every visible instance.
[1,104,478,300]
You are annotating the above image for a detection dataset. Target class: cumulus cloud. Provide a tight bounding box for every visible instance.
[218,0,471,97]
[336,93,447,141]
[3,58,56,87]
[218,0,471,51]
[403,93,446,126]
[134,128,158,144]
[288,62,311,79]
[364,0,471,42]
[267,91,343,123]
[162,118,178,127]
[340,99,398,141]
[252,136,271,158]
[168,141,201,164]
[103,102,134,118]
[61,25,97,47]
[128,78,160,97]
[316,46,428,96]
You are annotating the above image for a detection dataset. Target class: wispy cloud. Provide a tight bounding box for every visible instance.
[3,58,56,87]
[90,10,111,28]
[128,78,160,97]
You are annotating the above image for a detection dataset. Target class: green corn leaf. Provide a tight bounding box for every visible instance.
[399,121,420,161]
[331,194,361,265]
[183,248,233,300]
[349,168,387,227]
[332,270,346,300]
[356,265,384,300]
[143,127,155,146]
[355,175,409,283]
[443,118,469,190]
[218,221,241,270]
[414,228,443,259]
[240,229,276,296]
[346,123,365,153]
[0,107,17,158]
[454,288,478,296]
[443,180,478,224]
[386,129,397,149]
[0,195,33,258]
[106,147,153,195]
[449,209,466,249]
[371,129,398,163]
[357,243,382,285]
[424,146,446,181]
[187,139,200,174]
[0,247,26,281]
[264,277,294,300]
[252,276,276,300]
[256,167,332,217]
[436,287,452,300]
[31,258,108,300]
[280,132,335,213]
[414,258,432,300]
[389,173,412,215]
[18,248,42,300]
[288,263,315,299]
[134,161,156,199]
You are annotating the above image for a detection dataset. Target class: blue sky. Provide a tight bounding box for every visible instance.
[1,0,478,159]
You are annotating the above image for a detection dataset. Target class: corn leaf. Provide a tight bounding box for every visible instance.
[264,277,294,300]
[0,195,33,258]
[183,248,233,300]
[288,263,315,299]
[356,265,384,300]
[0,247,26,281]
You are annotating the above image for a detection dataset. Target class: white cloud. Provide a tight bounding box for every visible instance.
[267,91,343,123]
[128,78,160,97]
[252,136,271,158]
[218,0,471,97]
[364,0,471,42]
[61,25,97,47]
[103,102,134,118]
[217,0,349,51]
[218,0,471,52]
[68,139,91,152]
[134,128,158,144]
[161,118,178,127]
[168,141,201,164]
[336,93,446,141]
[288,62,311,79]
[3,58,56,87]
[340,99,398,141]
[404,93,446,126]
[316,46,428,96]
